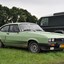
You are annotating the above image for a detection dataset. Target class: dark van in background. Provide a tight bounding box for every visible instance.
[38,12,64,34]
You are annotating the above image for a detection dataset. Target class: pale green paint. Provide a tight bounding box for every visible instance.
[0,31,64,47]
[0,23,64,47]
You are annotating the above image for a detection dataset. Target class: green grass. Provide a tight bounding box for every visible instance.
[0,48,64,64]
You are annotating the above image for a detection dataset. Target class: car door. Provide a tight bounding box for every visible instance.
[0,25,9,44]
[5,24,21,46]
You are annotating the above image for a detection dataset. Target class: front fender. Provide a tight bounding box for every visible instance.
[28,38,39,43]
[28,37,48,44]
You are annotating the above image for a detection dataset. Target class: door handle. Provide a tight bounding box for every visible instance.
[7,32,9,35]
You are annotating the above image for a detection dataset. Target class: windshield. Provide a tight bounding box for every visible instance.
[19,23,44,31]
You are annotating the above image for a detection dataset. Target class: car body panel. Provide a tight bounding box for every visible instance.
[31,32,64,38]
[0,32,6,43]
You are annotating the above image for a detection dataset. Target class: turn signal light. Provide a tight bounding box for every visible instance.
[50,44,55,46]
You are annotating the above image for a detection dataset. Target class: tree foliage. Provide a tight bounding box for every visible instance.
[0,5,38,26]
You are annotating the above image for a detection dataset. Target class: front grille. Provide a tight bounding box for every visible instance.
[54,38,64,42]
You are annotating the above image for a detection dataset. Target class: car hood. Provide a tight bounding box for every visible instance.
[30,31,64,38]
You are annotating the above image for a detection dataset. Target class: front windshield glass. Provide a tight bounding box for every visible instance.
[19,23,44,31]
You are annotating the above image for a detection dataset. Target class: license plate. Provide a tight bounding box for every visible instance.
[50,47,54,50]
[60,44,64,48]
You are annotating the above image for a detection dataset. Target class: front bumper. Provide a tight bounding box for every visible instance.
[39,43,64,51]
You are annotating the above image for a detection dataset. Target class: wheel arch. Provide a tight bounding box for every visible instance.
[28,39,40,53]
[55,30,64,34]
[0,39,4,46]
[28,39,38,46]
[0,39,3,43]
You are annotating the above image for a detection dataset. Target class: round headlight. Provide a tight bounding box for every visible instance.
[51,38,54,42]
[48,39,51,42]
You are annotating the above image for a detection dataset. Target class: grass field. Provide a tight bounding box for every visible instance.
[0,47,64,64]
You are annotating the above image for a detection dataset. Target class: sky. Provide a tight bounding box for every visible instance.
[0,0,64,18]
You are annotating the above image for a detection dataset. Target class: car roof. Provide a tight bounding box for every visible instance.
[8,22,35,25]
[2,22,36,27]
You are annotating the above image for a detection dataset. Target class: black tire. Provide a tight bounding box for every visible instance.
[0,41,3,48]
[28,41,40,53]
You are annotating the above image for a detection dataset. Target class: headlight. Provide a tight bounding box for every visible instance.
[48,38,54,42]
[48,39,51,42]
[51,38,54,42]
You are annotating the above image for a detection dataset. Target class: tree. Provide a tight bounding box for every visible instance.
[0,4,38,26]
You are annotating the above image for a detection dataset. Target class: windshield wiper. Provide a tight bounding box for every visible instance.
[36,29,42,31]
[23,29,42,31]
[23,29,31,31]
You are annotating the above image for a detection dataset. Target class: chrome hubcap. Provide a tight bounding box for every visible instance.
[30,43,38,52]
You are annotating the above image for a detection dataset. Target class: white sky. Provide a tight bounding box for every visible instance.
[0,0,64,18]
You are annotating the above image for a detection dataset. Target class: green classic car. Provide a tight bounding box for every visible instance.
[0,22,64,53]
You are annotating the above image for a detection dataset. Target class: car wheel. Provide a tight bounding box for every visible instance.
[28,41,40,53]
[0,41,3,48]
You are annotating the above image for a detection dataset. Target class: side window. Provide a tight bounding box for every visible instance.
[40,18,48,26]
[9,24,19,32]
[0,25,9,32]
